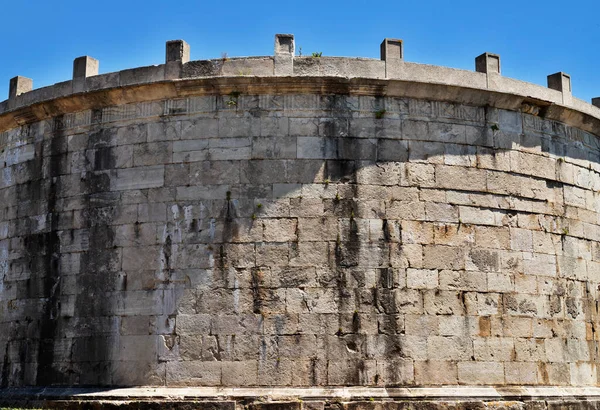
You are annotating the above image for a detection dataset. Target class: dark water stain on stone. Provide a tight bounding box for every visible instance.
[33,116,64,385]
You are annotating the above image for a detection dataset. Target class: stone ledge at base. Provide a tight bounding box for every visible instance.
[4,387,600,409]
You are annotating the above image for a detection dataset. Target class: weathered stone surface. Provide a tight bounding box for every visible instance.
[2,39,600,395]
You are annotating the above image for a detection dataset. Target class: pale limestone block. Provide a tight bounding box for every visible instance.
[439,270,487,292]
[404,314,439,337]
[564,185,587,208]
[532,230,561,255]
[459,206,500,226]
[424,202,459,223]
[386,200,425,220]
[476,147,511,171]
[297,217,337,242]
[436,165,486,191]
[487,272,514,292]
[262,218,297,242]
[510,228,533,252]
[556,160,576,184]
[390,243,422,269]
[405,163,435,187]
[510,151,556,180]
[289,197,324,217]
[505,293,548,318]
[401,220,434,244]
[356,162,402,186]
[433,224,475,247]
[501,250,524,275]
[505,361,538,385]
[458,361,505,385]
[427,336,473,360]
[473,337,514,361]
[464,292,500,315]
[399,335,428,360]
[389,185,423,200]
[501,316,533,338]
[423,245,465,270]
[176,314,211,335]
[514,338,547,362]
[414,360,457,385]
[542,363,570,385]
[533,319,555,338]
[393,289,423,314]
[406,268,438,290]
[419,188,446,202]
[438,315,480,337]
[523,253,557,277]
[424,290,465,315]
[557,256,588,281]
[255,243,289,268]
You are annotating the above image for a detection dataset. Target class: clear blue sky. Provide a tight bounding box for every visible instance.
[1,0,599,102]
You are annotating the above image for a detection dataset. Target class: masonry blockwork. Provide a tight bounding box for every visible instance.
[1,35,600,389]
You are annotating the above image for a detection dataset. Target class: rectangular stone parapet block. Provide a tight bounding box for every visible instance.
[548,72,571,94]
[475,53,500,74]
[73,56,99,79]
[275,34,295,55]
[592,97,600,109]
[166,40,190,63]
[274,34,295,76]
[380,38,403,61]
[8,76,33,99]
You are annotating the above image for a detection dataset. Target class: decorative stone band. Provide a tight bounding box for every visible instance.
[3,387,600,408]
[1,75,600,138]
[1,34,600,129]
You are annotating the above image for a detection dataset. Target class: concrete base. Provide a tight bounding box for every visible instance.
[3,387,600,409]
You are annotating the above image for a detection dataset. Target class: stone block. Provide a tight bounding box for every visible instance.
[73,56,99,79]
[166,40,190,63]
[8,76,33,99]
[458,361,505,385]
[475,53,501,74]
[414,360,458,385]
[166,360,222,386]
[380,38,403,61]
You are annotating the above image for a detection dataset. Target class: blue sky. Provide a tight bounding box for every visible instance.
[1,0,599,102]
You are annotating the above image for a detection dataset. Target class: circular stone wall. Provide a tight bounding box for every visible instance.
[1,46,600,394]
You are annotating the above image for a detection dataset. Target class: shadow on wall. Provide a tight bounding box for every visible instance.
[0,92,599,387]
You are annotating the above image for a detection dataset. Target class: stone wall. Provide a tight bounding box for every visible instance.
[1,35,600,390]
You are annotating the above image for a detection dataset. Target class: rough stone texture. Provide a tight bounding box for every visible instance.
[1,40,600,391]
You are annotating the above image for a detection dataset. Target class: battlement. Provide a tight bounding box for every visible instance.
[2,34,600,124]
